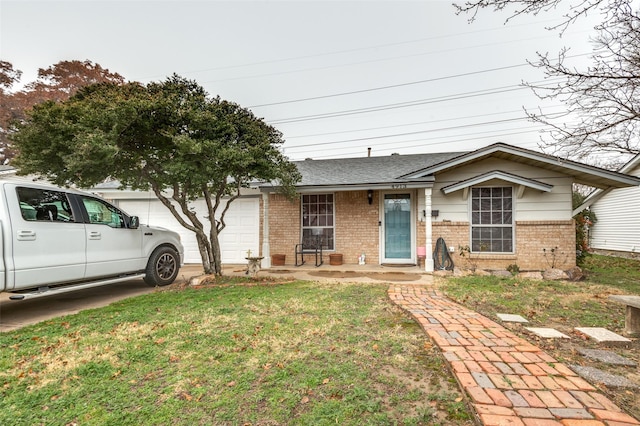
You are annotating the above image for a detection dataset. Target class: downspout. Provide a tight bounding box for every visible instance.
[262,192,271,268]
[424,187,434,272]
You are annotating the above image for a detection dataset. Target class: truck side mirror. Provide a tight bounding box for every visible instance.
[129,216,139,229]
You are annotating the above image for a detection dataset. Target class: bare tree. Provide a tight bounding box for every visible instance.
[455,0,640,166]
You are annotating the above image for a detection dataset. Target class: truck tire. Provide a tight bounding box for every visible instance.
[144,246,179,287]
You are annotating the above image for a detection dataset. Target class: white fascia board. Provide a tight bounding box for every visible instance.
[441,170,554,195]
[260,181,435,193]
[403,143,640,187]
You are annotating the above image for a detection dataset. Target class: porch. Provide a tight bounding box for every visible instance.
[218,262,434,284]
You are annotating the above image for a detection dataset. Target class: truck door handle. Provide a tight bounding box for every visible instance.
[17,230,36,241]
[89,231,101,240]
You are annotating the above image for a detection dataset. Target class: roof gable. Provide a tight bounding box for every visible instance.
[441,170,554,196]
[401,143,640,189]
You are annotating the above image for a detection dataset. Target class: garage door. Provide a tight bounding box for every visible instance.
[117,197,260,264]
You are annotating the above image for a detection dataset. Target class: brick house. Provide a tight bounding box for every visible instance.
[259,143,640,272]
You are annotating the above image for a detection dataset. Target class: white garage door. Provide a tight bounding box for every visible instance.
[117,197,260,264]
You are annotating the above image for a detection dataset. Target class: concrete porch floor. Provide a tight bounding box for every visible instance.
[209,262,434,284]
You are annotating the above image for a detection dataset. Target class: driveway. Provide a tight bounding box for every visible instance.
[0,265,205,332]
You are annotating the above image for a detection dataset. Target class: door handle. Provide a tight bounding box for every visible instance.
[17,230,36,241]
[89,231,101,240]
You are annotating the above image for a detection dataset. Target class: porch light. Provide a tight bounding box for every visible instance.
[367,190,373,205]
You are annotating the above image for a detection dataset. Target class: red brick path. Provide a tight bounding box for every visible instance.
[388,285,639,426]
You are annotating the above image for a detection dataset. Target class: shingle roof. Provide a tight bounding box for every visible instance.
[293,151,466,186]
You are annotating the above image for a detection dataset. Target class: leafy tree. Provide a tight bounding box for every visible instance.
[0,60,124,164]
[12,75,300,276]
[455,0,640,166]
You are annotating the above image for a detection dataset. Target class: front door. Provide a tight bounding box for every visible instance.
[382,193,413,263]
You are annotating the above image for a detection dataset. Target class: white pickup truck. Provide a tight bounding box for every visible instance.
[0,178,184,300]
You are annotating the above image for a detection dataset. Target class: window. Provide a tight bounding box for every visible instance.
[16,187,74,222]
[301,194,334,250]
[471,187,513,252]
[81,196,126,228]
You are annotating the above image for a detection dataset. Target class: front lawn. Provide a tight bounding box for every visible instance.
[0,279,472,425]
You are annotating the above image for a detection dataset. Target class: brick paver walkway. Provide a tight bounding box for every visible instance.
[388,284,640,426]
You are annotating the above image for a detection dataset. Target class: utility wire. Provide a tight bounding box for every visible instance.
[289,128,545,160]
[285,105,565,139]
[283,116,560,151]
[248,53,590,109]
[269,78,565,124]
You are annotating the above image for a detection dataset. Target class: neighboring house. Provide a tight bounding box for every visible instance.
[259,143,640,271]
[576,153,640,258]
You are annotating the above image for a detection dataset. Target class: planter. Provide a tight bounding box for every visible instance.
[271,254,286,266]
[329,253,343,266]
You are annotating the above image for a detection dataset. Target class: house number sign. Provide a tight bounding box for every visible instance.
[391,184,407,189]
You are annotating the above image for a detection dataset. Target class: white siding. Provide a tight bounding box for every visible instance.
[424,158,574,223]
[590,164,640,253]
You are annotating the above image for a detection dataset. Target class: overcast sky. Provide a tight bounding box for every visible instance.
[1,0,599,161]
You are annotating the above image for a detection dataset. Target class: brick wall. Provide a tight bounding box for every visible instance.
[516,220,576,270]
[432,220,576,271]
[268,191,380,265]
[335,191,379,264]
[267,191,576,271]
[268,194,301,263]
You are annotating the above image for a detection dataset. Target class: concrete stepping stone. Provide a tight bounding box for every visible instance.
[496,313,529,323]
[569,364,639,389]
[525,327,570,338]
[574,327,631,345]
[577,348,637,367]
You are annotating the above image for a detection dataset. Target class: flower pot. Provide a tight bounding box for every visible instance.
[271,254,286,266]
[329,253,343,266]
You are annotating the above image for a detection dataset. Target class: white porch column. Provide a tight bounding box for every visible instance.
[424,187,434,272]
[261,192,271,268]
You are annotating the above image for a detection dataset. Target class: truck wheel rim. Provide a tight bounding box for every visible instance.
[157,253,176,279]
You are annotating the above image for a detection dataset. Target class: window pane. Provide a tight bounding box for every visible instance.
[481,212,491,224]
[16,187,74,222]
[469,186,514,253]
[503,211,513,224]
[491,212,502,224]
[301,193,334,250]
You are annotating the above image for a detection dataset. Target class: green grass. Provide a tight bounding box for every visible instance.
[0,280,471,426]
[440,253,640,333]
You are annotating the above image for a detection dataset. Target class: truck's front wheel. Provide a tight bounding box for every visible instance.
[144,247,179,287]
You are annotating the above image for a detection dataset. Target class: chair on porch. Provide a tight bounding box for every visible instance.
[295,235,324,267]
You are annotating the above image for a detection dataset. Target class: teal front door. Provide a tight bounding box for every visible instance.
[383,193,413,262]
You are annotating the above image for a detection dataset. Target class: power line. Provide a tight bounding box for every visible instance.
[269,78,565,124]
[247,64,530,108]
[247,53,590,109]
[288,128,545,160]
[284,117,534,149]
[284,105,565,139]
